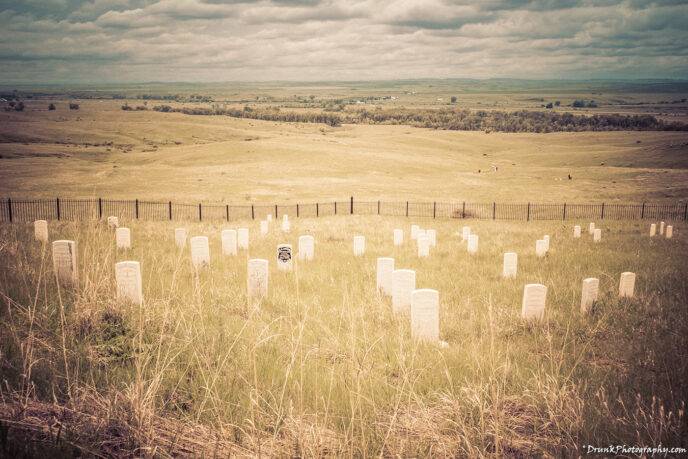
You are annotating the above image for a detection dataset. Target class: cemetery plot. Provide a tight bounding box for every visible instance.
[115,261,143,305]
[190,236,210,268]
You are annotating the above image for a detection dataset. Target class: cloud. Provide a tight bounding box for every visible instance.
[0,0,686,82]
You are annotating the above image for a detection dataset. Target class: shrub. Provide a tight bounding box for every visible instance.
[69,103,80,110]
[48,103,56,111]
[15,101,24,112]
[450,96,457,104]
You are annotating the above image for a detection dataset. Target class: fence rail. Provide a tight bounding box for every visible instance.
[1,197,687,223]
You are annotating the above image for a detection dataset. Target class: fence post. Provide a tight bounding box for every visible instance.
[527,202,530,221]
[641,202,645,219]
[226,204,229,221]
[135,199,139,219]
[601,203,605,219]
[168,201,172,220]
[334,202,337,215]
[316,203,319,217]
[275,205,278,218]
[684,202,688,221]
[251,205,255,220]
[198,203,202,221]
[7,198,12,223]
[98,197,102,219]
[433,202,436,219]
[56,197,61,221]
[462,202,466,219]
[492,202,496,220]
[563,203,567,221]
[405,201,409,217]
[297,204,299,218]
[378,200,380,215]
[350,196,353,215]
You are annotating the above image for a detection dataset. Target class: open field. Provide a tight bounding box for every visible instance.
[2,99,688,204]
[1,216,686,456]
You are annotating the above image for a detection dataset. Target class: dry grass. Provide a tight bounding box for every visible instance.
[1,215,687,456]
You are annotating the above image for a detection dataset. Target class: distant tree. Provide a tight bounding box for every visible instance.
[572,100,585,108]
[450,96,457,103]
[15,101,24,111]
[545,102,553,109]
[554,101,561,106]
[587,100,598,108]
[121,103,132,111]
[69,103,80,110]
[8,101,15,108]
[48,103,56,110]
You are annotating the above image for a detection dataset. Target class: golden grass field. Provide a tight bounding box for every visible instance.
[1,216,686,456]
[1,99,688,204]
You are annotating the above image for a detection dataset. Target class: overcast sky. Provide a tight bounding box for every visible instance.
[0,0,686,83]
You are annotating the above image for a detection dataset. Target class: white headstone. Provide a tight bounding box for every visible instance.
[580,277,599,314]
[107,216,119,229]
[411,289,440,343]
[277,244,293,271]
[666,225,673,239]
[426,229,437,247]
[298,235,314,261]
[392,269,415,314]
[659,221,665,235]
[521,283,546,321]
[411,225,419,240]
[619,272,636,298]
[115,227,131,249]
[281,219,290,233]
[353,235,365,256]
[175,228,187,248]
[282,214,289,222]
[376,257,395,295]
[267,214,272,223]
[543,235,550,252]
[588,222,595,235]
[260,220,268,236]
[115,261,142,305]
[503,252,517,278]
[221,229,237,256]
[52,240,77,285]
[416,228,426,241]
[393,229,403,246]
[247,258,268,300]
[650,223,656,237]
[593,228,601,243]
[237,228,249,250]
[573,225,581,238]
[535,239,547,258]
[34,220,48,243]
[467,234,479,254]
[417,235,430,258]
[190,236,210,269]
[461,226,470,241]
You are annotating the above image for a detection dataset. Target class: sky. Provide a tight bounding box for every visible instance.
[0,0,687,83]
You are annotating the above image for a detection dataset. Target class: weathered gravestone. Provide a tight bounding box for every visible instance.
[298,235,314,261]
[247,258,268,300]
[281,219,290,233]
[618,272,636,298]
[650,223,656,237]
[417,235,430,258]
[411,289,440,343]
[260,220,268,236]
[411,225,419,240]
[52,240,77,285]
[543,235,550,252]
[107,216,119,229]
[115,261,143,305]
[660,221,665,235]
[175,228,187,249]
[376,257,395,296]
[393,229,404,246]
[115,227,131,249]
[593,228,601,243]
[277,244,293,271]
[503,252,517,278]
[666,225,673,239]
[580,277,599,314]
[588,222,595,235]
[535,239,547,258]
[190,236,210,269]
[462,226,470,241]
[237,228,249,250]
[521,283,547,320]
[353,236,365,256]
[267,214,272,223]
[467,234,479,254]
[426,229,437,247]
[34,220,48,243]
[573,225,581,238]
[221,229,237,256]
[392,269,415,314]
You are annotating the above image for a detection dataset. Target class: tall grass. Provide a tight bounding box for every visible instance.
[1,217,686,456]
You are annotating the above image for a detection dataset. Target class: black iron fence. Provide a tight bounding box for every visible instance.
[1,197,686,223]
